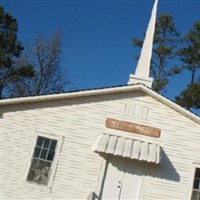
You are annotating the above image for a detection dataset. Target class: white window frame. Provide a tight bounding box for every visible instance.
[23,131,63,188]
[187,163,200,200]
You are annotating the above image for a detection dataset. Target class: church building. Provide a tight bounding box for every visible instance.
[1,0,200,199]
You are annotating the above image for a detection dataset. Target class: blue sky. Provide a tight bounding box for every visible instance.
[1,1,200,103]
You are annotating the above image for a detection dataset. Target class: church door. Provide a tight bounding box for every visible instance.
[99,155,142,200]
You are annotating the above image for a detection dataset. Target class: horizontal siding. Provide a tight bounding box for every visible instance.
[141,95,200,200]
[1,91,200,199]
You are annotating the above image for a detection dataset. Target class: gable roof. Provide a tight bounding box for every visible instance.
[0,84,200,124]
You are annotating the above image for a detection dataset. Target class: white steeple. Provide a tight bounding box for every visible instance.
[128,0,158,87]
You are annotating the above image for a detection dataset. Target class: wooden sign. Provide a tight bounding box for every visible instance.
[106,118,160,138]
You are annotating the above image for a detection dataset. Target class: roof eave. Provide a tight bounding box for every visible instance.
[0,84,199,124]
[0,84,140,106]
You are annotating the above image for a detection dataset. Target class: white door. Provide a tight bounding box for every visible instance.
[119,159,142,199]
[99,155,142,200]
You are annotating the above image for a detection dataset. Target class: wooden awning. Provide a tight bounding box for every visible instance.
[92,133,160,164]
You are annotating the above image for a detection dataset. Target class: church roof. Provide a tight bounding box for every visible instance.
[0,83,200,124]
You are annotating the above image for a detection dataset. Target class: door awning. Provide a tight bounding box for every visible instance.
[92,133,160,164]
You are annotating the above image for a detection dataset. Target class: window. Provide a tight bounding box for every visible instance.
[191,168,200,200]
[27,136,57,185]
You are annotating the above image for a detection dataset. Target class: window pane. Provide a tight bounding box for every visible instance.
[44,161,51,172]
[44,138,50,148]
[33,147,41,158]
[36,136,44,147]
[45,161,51,168]
[195,168,200,179]
[30,158,39,169]
[50,140,57,150]
[38,175,48,185]
[27,169,36,181]
[40,149,47,159]
[47,150,55,161]
[34,160,49,185]
[191,190,200,200]
[194,179,200,190]
[38,160,46,169]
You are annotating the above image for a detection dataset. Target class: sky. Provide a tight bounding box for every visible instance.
[1,0,200,106]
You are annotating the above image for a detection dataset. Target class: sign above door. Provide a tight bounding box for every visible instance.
[106,118,161,138]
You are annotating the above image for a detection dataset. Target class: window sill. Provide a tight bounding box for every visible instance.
[22,180,53,193]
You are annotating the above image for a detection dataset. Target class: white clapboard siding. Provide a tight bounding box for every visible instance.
[1,90,200,200]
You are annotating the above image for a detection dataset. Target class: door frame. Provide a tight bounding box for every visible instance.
[95,154,145,199]
[94,154,108,199]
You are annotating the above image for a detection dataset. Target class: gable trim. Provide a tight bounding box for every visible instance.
[0,84,199,124]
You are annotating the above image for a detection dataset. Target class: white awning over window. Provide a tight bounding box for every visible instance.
[92,133,160,164]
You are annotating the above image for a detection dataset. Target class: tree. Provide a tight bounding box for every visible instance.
[10,31,70,97]
[175,82,200,110]
[132,14,182,92]
[0,6,34,99]
[175,21,200,110]
[178,21,200,84]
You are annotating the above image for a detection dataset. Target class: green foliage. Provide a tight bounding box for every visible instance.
[133,14,199,111]
[15,65,35,77]
[0,6,34,99]
[176,21,200,111]
[178,21,200,84]
[152,78,168,93]
[0,7,23,60]
[0,7,68,98]
[132,14,182,93]
[175,83,200,110]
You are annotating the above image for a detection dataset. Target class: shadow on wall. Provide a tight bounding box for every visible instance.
[101,148,180,183]
[142,148,180,182]
[91,150,180,200]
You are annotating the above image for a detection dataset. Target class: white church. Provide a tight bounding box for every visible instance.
[1,0,200,199]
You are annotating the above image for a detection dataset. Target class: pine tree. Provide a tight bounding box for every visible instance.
[132,14,181,93]
[176,21,200,110]
[178,21,200,84]
[0,6,34,99]
[176,82,200,110]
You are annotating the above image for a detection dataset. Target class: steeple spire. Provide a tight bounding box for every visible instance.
[128,0,158,87]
